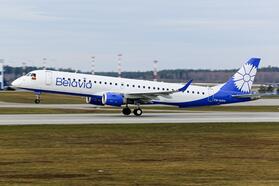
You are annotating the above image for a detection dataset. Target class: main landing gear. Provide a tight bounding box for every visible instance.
[122,106,131,115]
[133,108,143,116]
[122,105,143,116]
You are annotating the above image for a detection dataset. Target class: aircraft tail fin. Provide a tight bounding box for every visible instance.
[220,58,261,94]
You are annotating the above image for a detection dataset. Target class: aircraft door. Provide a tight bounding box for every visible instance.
[208,87,214,102]
[45,71,53,86]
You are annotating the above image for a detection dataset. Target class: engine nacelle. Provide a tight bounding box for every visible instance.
[85,95,104,105]
[102,92,125,107]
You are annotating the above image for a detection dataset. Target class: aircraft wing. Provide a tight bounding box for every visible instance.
[124,80,192,101]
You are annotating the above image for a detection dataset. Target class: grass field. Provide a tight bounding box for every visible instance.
[0,91,278,114]
[0,91,278,105]
[0,106,278,114]
[263,95,279,99]
[0,108,119,114]
[0,91,84,104]
[1,123,279,185]
[149,106,279,112]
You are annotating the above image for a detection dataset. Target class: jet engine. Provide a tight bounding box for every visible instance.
[102,92,125,107]
[85,95,104,105]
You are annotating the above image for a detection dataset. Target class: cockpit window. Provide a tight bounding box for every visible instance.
[31,73,37,80]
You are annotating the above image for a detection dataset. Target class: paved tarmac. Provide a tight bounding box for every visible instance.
[0,99,278,125]
[0,112,278,125]
[0,99,278,110]
[0,103,96,109]
[226,99,279,106]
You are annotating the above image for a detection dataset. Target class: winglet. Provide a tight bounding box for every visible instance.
[179,80,193,92]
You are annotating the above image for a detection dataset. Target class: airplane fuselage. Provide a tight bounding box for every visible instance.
[12,70,252,108]
[12,58,261,115]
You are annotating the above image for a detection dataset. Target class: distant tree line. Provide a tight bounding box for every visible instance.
[3,65,279,87]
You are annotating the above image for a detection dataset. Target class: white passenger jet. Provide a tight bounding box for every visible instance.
[12,58,261,116]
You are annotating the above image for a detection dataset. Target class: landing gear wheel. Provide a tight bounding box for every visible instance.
[133,108,143,116]
[35,99,41,104]
[122,107,131,115]
[34,93,41,104]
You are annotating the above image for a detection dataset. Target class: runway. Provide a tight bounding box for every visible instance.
[0,98,278,110]
[225,99,279,106]
[0,112,278,125]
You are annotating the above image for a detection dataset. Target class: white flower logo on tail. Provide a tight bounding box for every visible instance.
[233,63,257,93]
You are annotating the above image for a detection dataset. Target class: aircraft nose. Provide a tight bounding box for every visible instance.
[11,78,21,87]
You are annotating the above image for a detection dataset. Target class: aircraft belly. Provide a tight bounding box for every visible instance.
[155,94,207,104]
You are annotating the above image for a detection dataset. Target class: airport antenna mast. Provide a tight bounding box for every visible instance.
[153,60,158,81]
[22,62,26,75]
[43,58,47,70]
[0,59,3,90]
[91,56,95,75]
[118,54,122,78]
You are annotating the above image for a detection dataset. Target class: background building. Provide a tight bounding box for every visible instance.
[0,59,4,90]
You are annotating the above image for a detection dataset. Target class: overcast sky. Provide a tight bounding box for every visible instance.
[1,0,278,71]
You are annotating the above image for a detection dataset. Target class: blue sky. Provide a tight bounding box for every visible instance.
[1,0,278,71]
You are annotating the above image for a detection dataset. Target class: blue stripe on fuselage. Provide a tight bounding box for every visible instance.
[153,90,251,107]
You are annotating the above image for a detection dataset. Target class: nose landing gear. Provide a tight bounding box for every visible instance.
[35,98,41,104]
[34,92,41,104]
